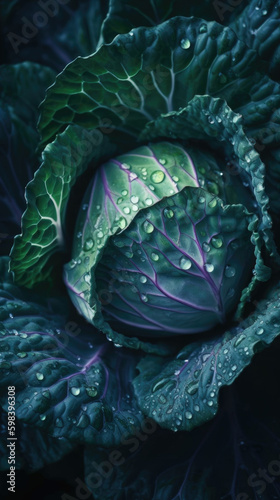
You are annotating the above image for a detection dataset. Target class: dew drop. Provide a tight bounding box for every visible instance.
[205,263,214,273]
[163,208,174,219]
[36,372,44,381]
[194,404,200,412]
[159,394,167,404]
[140,275,147,284]
[84,273,91,284]
[97,230,104,238]
[199,23,207,33]
[145,198,153,206]
[180,257,192,270]
[202,242,211,253]
[159,158,166,165]
[151,170,165,184]
[71,387,81,396]
[40,414,46,421]
[141,294,148,303]
[225,266,236,278]
[151,252,159,261]
[208,198,217,208]
[17,352,27,358]
[180,38,191,49]
[198,196,205,203]
[186,381,199,395]
[211,236,223,248]
[86,387,98,398]
[256,183,264,193]
[207,400,214,407]
[83,238,94,251]
[185,411,193,419]
[123,207,130,214]
[119,217,126,229]
[256,327,264,335]
[122,163,131,170]
[143,221,154,233]
[117,197,123,205]
[172,175,179,182]
[131,195,139,204]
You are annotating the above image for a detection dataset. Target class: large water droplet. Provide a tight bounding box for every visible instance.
[71,387,81,396]
[143,221,154,233]
[211,236,223,248]
[180,257,192,270]
[151,170,165,184]
[185,411,193,419]
[140,275,147,284]
[36,372,44,381]
[256,327,264,335]
[180,38,191,49]
[86,387,98,398]
[205,263,214,273]
[131,195,139,204]
[145,198,153,206]
[123,207,130,214]
[151,252,159,261]
[83,238,94,251]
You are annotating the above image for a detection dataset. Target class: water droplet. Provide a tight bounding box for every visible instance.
[262,9,267,15]
[208,198,217,208]
[185,411,193,419]
[159,158,166,165]
[19,333,28,339]
[151,170,165,184]
[180,38,191,49]
[125,250,133,259]
[122,163,131,170]
[205,263,214,273]
[198,196,205,203]
[143,221,154,233]
[207,400,214,407]
[83,238,94,251]
[71,387,81,396]
[211,236,223,248]
[232,365,237,371]
[199,23,207,33]
[159,394,167,404]
[69,259,77,269]
[256,183,264,193]
[40,414,46,421]
[84,273,91,284]
[140,275,147,284]
[172,175,179,182]
[86,387,98,398]
[117,197,123,205]
[131,195,139,204]
[234,334,246,347]
[36,372,44,381]
[256,327,264,335]
[145,198,153,206]
[202,242,211,253]
[17,352,27,358]
[163,208,174,219]
[194,404,200,412]
[180,257,192,270]
[119,217,126,229]
[132,204,138,212]
[123,207,130,214]
[97,230,104,238]
[151,252,159,261]
[141,294,148,303]
[225,266,236,278]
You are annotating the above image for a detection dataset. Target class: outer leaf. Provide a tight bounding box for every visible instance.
[0,63,55,254]
[229,0,280,82]
[96,187,253,335]
[85,345,280,499]
[0,409,74,472]
[133,280,280,432]
[9,125,116,287]
[142,95,280,312]
[0,257,144,447]
[38,17,280,148]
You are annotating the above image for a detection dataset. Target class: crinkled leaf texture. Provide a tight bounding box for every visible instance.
[96,187,253,335]
[133,279,280,432]
[0,408,74,472]
[0,257,144,447]
[84,341,280,499]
